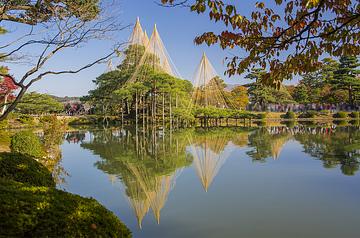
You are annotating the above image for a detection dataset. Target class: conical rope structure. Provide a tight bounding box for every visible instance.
[128,23,182,84]
[191,53,237,109]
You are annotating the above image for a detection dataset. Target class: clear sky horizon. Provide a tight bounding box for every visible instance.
[2,0,298,97]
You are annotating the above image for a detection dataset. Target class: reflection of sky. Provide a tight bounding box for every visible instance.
[58,129,360,238]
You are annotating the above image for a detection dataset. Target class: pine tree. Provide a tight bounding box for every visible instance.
[333,56,360,106]
[293,84,310,104]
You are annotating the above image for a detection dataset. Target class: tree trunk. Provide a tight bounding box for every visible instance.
[135,91,138,125]
[162,93,165,129]
[169,94,172,130]
[1,94,8,116]
[0,86,27,121]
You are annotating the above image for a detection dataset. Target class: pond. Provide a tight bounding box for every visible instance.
[58,125,360,238]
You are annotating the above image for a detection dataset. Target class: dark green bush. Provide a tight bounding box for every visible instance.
[0,153,54,187]
[298,110,318,118]
[0,179,132,238]
[257,113,267,119]
[349,112,359,119]
[333,111,348,119]
[350,120,360,126]
[10,131,45,158]
[17,114,35,124]
[282,111,296,119]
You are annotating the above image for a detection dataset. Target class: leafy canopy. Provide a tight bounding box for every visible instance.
[0,0,99,25]
[162,0,360,86]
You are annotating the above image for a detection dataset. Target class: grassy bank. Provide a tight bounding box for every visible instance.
[0,152,131,238]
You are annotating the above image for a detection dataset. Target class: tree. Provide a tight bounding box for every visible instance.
[0,1,122,120]
[16,92,64,115]
[229,86,249,109]
[332,56,360,106]
[0,73,18,115]
[246,69,275,108]
[0,0,100,25]
[162,0,360,86]
[293,84,309,104]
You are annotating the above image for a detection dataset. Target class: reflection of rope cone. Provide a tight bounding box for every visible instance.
[128,195,151,229]
[270,133,292,160]
[148,175,173,224]
[190,138,232,192]
[126,163,177,226]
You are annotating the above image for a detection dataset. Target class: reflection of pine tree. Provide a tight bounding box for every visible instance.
[247,128,292,161]
[295,127,360,176]
[81,128,192,228]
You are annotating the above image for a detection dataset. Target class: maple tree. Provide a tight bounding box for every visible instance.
[0,72,18,115]
[161,0,360,87]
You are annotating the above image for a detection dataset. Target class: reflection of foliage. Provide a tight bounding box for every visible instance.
[247,128,292,161]
[80,128,193,227]
[295,127,360,176]
[65,131,86,144]
[41,118,67,184]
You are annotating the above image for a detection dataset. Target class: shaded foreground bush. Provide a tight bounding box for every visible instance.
[282,111,296,119]
[0,153,131,238]
[349,112,359,119]
[298,110,318,118]
[333,111,348,119]
[0,153,55,187]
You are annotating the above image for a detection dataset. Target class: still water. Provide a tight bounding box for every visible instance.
[58,125,360,238]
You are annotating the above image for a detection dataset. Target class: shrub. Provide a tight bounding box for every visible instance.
[10,131,45,159]
[333,111,348,119]
[17,114,34,125]
[298,110,318,118]
[0,119,8,129]
[0,153,54,187]
[257,113,267,119]
[319,110,331,116]
[282,111,296,119]
[349,112,360,119]
[0,179,132,238]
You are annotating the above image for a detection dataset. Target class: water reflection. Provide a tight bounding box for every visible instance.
[188,128,251,191]
[80,128,192,228]
[76,125,360,229]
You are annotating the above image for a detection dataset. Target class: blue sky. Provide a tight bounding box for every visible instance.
[2,0,296,97]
